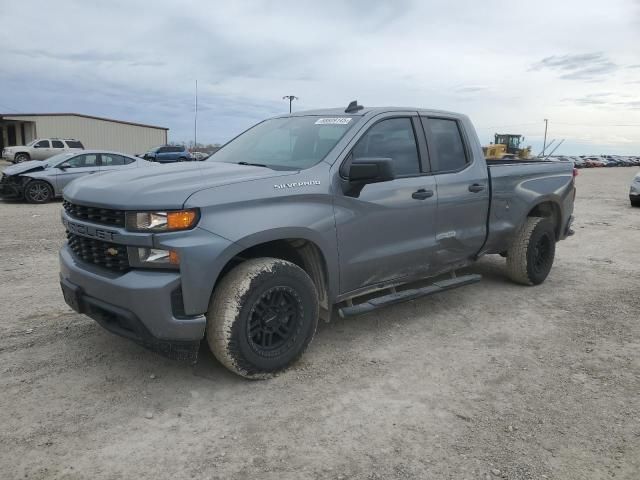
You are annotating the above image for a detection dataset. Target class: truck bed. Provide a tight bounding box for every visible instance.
[481,160,575,255]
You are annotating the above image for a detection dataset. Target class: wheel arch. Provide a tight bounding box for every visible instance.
[24,177,55,199]
[215,233,334,315]
[526,199,562,240]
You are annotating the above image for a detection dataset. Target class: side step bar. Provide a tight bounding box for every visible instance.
[338,273,482,318]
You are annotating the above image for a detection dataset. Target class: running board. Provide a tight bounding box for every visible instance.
[337,274,482,318]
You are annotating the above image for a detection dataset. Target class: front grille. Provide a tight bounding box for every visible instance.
[63,200,125,228]
[67,232,130,271]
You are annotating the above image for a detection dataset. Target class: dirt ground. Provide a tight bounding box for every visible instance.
[0,165,638,480]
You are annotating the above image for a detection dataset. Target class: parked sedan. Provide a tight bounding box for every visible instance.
[0,150,155,203]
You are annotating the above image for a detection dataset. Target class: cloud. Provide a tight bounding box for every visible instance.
[1,0,639,154]
[5,47,165,67]
[531,53,618,80]
[564,92,640,110]
[454,85,489,93]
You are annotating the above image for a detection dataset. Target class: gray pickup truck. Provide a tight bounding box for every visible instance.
[59,102,576,378]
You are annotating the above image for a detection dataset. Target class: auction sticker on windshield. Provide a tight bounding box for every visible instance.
[315,118,352,125]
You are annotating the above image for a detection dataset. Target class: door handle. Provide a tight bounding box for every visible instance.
[468,183,485,193]
[412,189,434,200]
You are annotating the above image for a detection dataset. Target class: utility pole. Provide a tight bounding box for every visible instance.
[542,118,548,156]
[194,80,198,150]
[283,95,298,113]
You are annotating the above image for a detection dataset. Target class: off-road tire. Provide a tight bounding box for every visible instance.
[14,153,30,163]
[24,180,53,204]
[506,217,556,286]
[206,258,319,379]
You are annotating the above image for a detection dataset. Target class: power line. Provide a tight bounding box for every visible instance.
[476,123,539,130]
[549,122,640,127]
[478,121,640,130]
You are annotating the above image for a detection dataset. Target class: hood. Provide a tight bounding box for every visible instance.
[63,161,296,209]
[2,160,48,176]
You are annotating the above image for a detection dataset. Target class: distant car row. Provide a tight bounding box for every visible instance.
[551,155,640,168]
[1,138,211,164]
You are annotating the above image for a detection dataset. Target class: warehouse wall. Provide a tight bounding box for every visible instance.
[3,115,167,155]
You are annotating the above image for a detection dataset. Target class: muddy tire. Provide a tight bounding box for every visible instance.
[24,180,53,204]
[206,258,318,379]
[506,217,556,286]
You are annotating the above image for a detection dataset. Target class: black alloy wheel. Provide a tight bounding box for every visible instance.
[247,286,303,355]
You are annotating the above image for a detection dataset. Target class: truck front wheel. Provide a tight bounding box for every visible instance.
[506,217,556,285]
[206,258,319,379]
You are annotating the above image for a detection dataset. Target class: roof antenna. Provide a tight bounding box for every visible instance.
[345,100,364,113]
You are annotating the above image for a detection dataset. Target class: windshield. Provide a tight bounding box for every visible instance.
[208,116,356,170]
[26,139,38,147]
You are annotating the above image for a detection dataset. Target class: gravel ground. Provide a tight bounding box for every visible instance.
[0,165,638,480]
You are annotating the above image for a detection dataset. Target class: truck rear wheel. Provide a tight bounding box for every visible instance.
[206,258,319,379]
[506,217,556,285]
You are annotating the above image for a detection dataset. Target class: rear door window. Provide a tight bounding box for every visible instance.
[423,118,468,172]
[51,140,64,148]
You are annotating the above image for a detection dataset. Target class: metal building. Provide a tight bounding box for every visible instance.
[0,113,168,155]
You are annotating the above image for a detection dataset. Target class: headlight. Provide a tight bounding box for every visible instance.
[128,247,180,269]
[126,209,199,232]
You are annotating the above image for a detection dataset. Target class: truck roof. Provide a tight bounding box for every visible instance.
[286,106,465,118]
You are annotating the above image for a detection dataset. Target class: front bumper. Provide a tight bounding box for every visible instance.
[1,150,16,161]
[60,245,206,359]
[0,181,24,199]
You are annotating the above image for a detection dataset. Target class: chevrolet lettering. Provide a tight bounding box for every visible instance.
[63,218,115,241]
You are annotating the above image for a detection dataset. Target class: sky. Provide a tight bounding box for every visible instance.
[1,0,640,155]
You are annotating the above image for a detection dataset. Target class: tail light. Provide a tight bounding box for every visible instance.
[573,168,579,177]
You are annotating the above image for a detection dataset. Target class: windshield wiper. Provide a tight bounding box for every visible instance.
[237,161,269,168]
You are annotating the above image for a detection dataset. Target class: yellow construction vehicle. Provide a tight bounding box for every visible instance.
[483,134,532,160]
